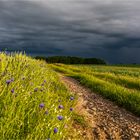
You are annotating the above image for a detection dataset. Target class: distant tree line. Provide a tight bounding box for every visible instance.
[35,56,106,64]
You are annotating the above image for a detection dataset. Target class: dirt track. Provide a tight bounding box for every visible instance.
[60,75,140,140]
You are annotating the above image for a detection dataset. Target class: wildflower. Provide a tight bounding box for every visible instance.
[11,78,14,82]
[34,88,38,92]
[11,89,14,93]
[58,105,64,109]
[22,77,25,80]
[6,80,11,85]
[44,80,46,83]
[39,103,45,108]
[70,108,73,111]
[54,128,58,133]
[57,115,63,120]
[45,110,48,115]
[70,96,74,100]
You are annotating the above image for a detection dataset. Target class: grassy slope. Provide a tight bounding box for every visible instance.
[50,64,140,116]
[0,53,75,140]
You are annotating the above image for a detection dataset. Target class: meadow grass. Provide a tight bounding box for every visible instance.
[0,53,75,140]
[53,64,140,90]
[50,64,140,116]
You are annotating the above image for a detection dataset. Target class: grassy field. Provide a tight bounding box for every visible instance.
[0,53,75,139]
[50,64,140,116]
[1,53,140,139]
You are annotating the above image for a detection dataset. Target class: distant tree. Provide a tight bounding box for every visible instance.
[35,56,46,60]
[34,56,106,65]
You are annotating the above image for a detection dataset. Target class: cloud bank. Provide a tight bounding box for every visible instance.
[0,0,140,63]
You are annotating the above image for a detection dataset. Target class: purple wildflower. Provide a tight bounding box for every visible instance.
[45,110,48,115]
[22,77,25,80]
[57,115,63,120]
[70,96,74,100]
[54,128,58,133]
[39,103,45,108]
[11,89,14,93]
[70,108,73,111]
[6,80,11,85]
[58,105,64,109]
[44,80,46,83]
[34,88,38,92]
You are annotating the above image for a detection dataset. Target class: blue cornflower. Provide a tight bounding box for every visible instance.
[70,108,73,111]
[57,115,63,120]
[70,96,74,100]
[22,77,25,80]
[6,80,11,85]
[58,105,64,109]
[34,88,38,92]
[39,103,45,108]
[54,128,58,133]
[11,89,14,93]
[45,110,48,115]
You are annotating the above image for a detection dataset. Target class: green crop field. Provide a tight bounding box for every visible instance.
[0,53,75,140]
[50,64,140,116]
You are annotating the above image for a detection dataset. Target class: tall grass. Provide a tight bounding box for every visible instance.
[0,53,75,139]
[50,64,140,116]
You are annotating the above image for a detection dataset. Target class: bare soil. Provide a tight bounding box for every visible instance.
[60,75,140,140]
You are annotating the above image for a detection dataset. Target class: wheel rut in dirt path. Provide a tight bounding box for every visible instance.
[60,75,140,140]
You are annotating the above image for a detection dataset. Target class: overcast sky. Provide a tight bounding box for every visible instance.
[0,0,140,63]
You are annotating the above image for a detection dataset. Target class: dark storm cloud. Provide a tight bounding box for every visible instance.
[0,0,140,63]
